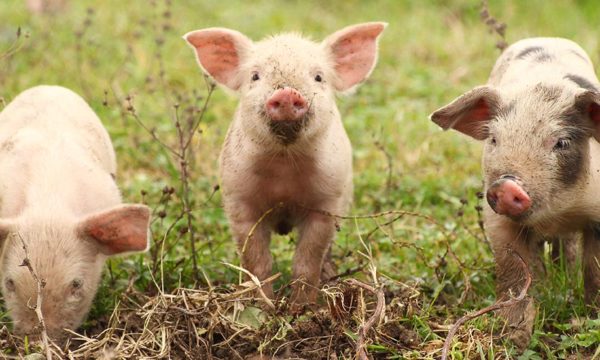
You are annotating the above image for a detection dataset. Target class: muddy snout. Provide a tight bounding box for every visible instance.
[266,87,308,121]
[265,87,309,144]
[486,175,531,218]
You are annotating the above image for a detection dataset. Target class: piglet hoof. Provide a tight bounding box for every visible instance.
[289,282,318,314]
[502,297,536,351]
[507,327,532,351]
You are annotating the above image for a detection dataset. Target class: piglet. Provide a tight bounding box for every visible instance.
[0,85,150,339]
[430,38,600,348]
[184,23,386,306]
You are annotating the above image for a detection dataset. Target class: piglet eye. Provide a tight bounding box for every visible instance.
[490,137,497,146]
[71,279,83,289]
[553,138,570,151]
[5,279,15,292]
[314,74,322,82]
[251,72,260,81]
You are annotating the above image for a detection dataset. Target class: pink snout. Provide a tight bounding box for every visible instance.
[265,87,308,121]
[486,177,531,217]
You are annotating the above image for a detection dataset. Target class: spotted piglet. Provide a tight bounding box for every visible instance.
[184,23,386,306]
[0,86,150,339]
[431,38,600,348]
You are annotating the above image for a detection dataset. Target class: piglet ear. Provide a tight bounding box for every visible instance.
[429,86,502,140]
[77,204,151,256]
[183,28,253,91]
[323,22,387,92]
[575,90,600,142]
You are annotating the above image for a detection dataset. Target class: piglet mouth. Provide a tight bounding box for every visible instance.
[268,118,307,144]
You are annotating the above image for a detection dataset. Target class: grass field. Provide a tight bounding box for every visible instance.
[1,0,600,358]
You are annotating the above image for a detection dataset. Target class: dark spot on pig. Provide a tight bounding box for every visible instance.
[516,46,553,62]
[556,108,593,186]
[110,173,116,181]
[275,220,293,235]
[564,74,598,92]
[516,46,545,59]
[1,139,14,153]
[556,144,586,186]
[534,52,554,62]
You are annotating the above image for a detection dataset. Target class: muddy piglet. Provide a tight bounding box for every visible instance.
[0,86,150,339]
[184,23,386,306]
[431,38,600,348]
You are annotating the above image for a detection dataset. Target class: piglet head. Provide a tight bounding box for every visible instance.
[430,84,600,226]
[0,204,150,340]
[184,23,386,146]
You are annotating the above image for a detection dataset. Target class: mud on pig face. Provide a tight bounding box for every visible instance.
[431,83,600,226]
[184,23,386,146]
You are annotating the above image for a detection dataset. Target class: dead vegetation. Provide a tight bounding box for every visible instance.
[0,274,425,359]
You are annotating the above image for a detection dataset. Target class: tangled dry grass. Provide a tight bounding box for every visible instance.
[1,275,427,359]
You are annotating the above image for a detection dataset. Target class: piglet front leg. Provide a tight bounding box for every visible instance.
[290,212,337,306]
[487,211,542,350]
[230,214,275,299]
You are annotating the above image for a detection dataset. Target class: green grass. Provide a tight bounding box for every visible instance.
[1,0,600,358]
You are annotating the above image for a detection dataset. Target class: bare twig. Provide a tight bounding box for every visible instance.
[441,250,532,360]
[345,279,385,360]
[374,140,394,194]
[0,27,28,61]
[16,233,52,360]
[241,202,285,254]
[480,0,508,51]
[222,262,276,310]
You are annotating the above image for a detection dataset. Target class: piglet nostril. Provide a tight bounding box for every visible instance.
[486,190,499,209]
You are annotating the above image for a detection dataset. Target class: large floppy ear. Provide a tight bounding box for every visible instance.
[574,90,600,142]
[183,27,253,91]
[429,86,502,140]
[322,22,387,92]
[77,204,151,256]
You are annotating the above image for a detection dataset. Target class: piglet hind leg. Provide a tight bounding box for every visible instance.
[289,212,336,307]
[232,220,275,299]
[489,218,543,350]
[583,226,600,307]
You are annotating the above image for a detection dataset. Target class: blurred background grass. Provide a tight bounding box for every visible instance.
[1,0,600,358]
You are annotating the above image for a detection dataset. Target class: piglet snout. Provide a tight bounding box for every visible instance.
[486,177,531,217]
[266,87,308,121]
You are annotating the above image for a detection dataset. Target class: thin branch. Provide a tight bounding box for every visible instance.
[441,249,532,360]
[126,96,179,157]
[345,278,385,360]
[480,0,508,51]
[182,81,216,151]
[241,202,284,254]
[16,233,52,360]
[222,262,276,310]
